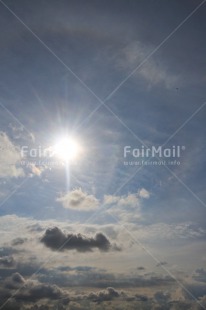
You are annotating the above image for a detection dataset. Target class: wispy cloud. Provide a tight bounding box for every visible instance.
[104,188,150,208]
[116,41,178,88]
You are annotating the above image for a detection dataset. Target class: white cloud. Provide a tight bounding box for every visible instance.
[104,193,139,208]
[57,188,99,210]
[103,189,150,223]
[138,188,150,199]
[104,188,150,208]
[0,132,24,178]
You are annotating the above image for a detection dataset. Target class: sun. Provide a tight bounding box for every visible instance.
[52,136,80,162]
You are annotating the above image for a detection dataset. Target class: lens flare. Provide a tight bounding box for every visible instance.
[52,137,80,162]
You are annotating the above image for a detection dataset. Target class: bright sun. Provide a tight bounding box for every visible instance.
[52,137,80,162]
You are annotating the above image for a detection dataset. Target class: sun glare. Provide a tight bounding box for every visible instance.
[52,137,80,162]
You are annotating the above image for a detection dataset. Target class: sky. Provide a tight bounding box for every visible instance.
[0,0,206,309]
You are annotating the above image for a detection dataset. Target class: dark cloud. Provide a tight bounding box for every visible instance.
[135,294,148,302]
[3,272,69,304]
[0,247,19,256]
[182,283,206,299]
[0,260,49,281]
[84,288,149,303]
[38,268,116,288]
[0,256,15,268]
[57,266,98,272]
[0,298,21,310]
[27,306,50,310]
[154,291,171,304]
[15,283,69,304]
[11,238,27,246]
[156,261,167,267]
[40,227,120,252]
[0,271,193,309]
[199,295,206,308]
[16,261,45,277]
[39,267,175,290]
[137,266,145,271]
[167,300,195,310]
[193,268,206,283]
[0,288,12,304]
[5,272,25,289]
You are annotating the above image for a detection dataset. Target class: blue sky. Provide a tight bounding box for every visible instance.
[0,0,206,309]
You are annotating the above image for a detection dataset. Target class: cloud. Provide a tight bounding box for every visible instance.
[137,266,145,271]
[5,272,25,289]
[199,295,206,308]
[16,282,69,303]
[4,272,70,304]
[57,266,98,272]
[138,188,150,199]
[57,188,99,211]
[135,294,148,302]
[104,193,139,208]
[103,189,150,222]
[156,261,167,267]
[0,132,24,178]
[154,291,170,304]
[0,246,19,257]
[116,41,178,88]
[11,238,27,246]
[0,290,15,309]
[87,287,120,302]
[182,283,206,300]
[104,188,150,208]
[130,222,206,243]
[40,227,120,252]
[84,288,149,303]
[193,268,206,283]
[0,256,15,268]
